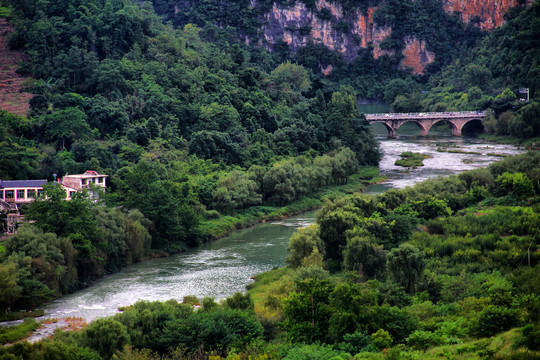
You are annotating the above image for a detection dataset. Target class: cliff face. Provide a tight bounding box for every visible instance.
[261,0,523,75]
[442,0,523,30]
[264,1,392,61]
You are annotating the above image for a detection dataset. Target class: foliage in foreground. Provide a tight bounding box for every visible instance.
[1,153,538,359]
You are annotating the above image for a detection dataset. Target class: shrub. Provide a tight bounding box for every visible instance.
[223,292,254,311]
[371,329,392,350]
[83,318,130,359]
[0,318,39,344]
[472,305,519,337]
[284,344,339,360]
[406,330,444,351]
[518,323,540,350]
[338,330,372,354]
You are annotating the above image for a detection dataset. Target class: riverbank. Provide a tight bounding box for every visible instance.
[479,133,540,149]
[0,166,383,324]
[196,166,384,244]
[31,135,526,323]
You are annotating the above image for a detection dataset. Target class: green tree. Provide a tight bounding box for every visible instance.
[287,225,325,268]
[342,236,386,278]
[491,88,517,115]
[3,225,65,295]
[0,263,21,312]
[270,61,311,98]
[511,101,540,138]
[42,107,91,150]
[318,209,359,262]
[371,329,392,350]
[387,244,425,294]
[281,279,333,343]
[212,172,261,212]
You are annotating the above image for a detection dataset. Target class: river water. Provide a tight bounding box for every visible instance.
[39,123,524,322]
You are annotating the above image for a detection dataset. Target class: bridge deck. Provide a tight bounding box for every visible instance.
[366,111,485,121]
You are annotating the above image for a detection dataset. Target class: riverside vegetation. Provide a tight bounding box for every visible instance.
[0,150,538,359]
[394,152,431,168]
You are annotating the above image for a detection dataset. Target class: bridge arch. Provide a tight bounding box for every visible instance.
[395,120,429,137]
[370,122,396,138]
[425,119,462,137]
[461,118,485,135]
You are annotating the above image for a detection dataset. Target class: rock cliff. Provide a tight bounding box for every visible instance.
[441,0,525,30]
[261,0,524,74]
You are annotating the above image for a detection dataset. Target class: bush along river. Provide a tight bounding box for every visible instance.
[40,125,524,322]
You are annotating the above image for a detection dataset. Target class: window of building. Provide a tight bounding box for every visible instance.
[27,189,37,198]
[0,190,3,200]
[69,191,76,199]
[37,189,44,197]
[17,189,25,199]
[5,190,14,199]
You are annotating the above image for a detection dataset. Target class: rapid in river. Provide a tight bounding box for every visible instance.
[40,121,524,322]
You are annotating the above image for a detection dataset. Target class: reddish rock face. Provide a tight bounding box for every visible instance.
[261,0,527,74]
[401,37,436,75]
[263,0,394,66]
[441,0,523,30]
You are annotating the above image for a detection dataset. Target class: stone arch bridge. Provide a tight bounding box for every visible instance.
[366,111,486,138]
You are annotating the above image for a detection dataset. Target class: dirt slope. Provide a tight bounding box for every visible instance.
[0,18,32,117]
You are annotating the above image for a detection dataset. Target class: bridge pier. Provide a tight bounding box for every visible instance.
[452,127,462,136]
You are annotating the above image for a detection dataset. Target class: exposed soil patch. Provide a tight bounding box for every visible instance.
[25,317,86,343]
[0,18,32,117]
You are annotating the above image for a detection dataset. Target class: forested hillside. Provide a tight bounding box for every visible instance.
[0,0,381,311]
[147,0,540,138]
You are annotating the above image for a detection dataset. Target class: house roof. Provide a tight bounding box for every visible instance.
[63,170,108,179]
[0,179,48,189]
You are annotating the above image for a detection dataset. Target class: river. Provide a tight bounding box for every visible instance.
[40,123,524,322]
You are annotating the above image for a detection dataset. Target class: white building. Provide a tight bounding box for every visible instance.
[0,171,108,234]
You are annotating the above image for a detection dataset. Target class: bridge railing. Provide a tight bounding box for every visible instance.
[366,111,485,119]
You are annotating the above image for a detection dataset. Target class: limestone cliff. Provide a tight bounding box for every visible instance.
[442,0,526,30]
[260,0,525,75]
[263,1,392,62]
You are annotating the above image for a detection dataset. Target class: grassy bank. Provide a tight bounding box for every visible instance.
[0,318,39,344]
[479,134,540,149]
[198,166,383,241]
[0,310,44,323]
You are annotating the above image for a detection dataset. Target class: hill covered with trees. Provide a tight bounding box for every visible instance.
[0,0,382,312]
